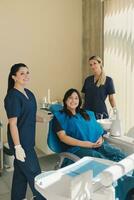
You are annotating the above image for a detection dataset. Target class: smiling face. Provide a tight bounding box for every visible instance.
[66,92,79,112]
[12,67,30,87]
[89,59,102,75]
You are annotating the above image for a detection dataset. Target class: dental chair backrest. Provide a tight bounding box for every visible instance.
[47,103,64,153]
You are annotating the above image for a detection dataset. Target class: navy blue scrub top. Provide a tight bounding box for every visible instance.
[4,88,37,150]
[82,75,115,119]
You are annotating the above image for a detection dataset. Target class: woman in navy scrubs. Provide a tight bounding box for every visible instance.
[53,88,126,161]
[4,63,48,200]
[82,56,116,119]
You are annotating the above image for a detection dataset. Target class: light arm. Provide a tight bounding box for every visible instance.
[8,117,26,162]
[57,131,99,148]
[108,94,116,108]
[36,114,53,123]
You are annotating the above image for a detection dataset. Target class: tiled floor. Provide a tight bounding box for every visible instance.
[0,151,59,200]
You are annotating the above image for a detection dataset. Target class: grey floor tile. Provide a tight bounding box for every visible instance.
[0,153,59,200]
[0,179,9,195]
[0,192,10,200]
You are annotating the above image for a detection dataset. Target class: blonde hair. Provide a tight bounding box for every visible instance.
[89,55,106,87]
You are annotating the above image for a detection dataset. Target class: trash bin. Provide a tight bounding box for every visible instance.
[3,143,14,170]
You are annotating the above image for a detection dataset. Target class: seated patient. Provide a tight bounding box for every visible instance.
[53,88,126,162]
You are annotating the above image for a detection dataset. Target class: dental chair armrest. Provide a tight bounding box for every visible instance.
[104,134,134,155]
[60,152,80,161]
[57,152,80,169]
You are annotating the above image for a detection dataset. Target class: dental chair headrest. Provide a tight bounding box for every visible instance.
[49,103,63,114]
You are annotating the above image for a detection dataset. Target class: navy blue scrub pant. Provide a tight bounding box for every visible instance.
[11,148,46,200]
[62,141,127,168]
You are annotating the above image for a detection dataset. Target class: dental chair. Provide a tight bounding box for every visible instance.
[47,104,134,168]
[35,104,134,199]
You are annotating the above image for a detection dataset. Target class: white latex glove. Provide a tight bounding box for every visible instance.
[113,107,117,114]
[14,145,26,162]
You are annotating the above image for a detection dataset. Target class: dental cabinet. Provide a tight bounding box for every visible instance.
[36,109,53,155]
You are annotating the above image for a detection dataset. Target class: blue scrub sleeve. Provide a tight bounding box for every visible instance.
[107,77,115,95]
[5,95,21,118]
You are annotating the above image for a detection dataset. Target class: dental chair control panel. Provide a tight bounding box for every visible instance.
[35,155,134,200]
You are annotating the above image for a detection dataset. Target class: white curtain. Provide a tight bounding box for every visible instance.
[104,0,134,134]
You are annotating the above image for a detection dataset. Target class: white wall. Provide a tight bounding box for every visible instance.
[0,0,82,141]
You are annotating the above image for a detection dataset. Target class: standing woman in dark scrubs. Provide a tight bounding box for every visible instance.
[4,63,47,200]
[82,56,116,119]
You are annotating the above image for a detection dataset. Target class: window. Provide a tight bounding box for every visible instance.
[104,0,134,134]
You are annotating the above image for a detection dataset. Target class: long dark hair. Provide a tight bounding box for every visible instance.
[7,63,28,93]
[63,88,90,120]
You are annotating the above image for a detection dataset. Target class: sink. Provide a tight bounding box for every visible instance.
[97,119,112,131]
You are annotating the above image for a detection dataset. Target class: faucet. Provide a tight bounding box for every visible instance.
[96,112,109,119]
[96,113,103,119]
[102,112,108,118]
